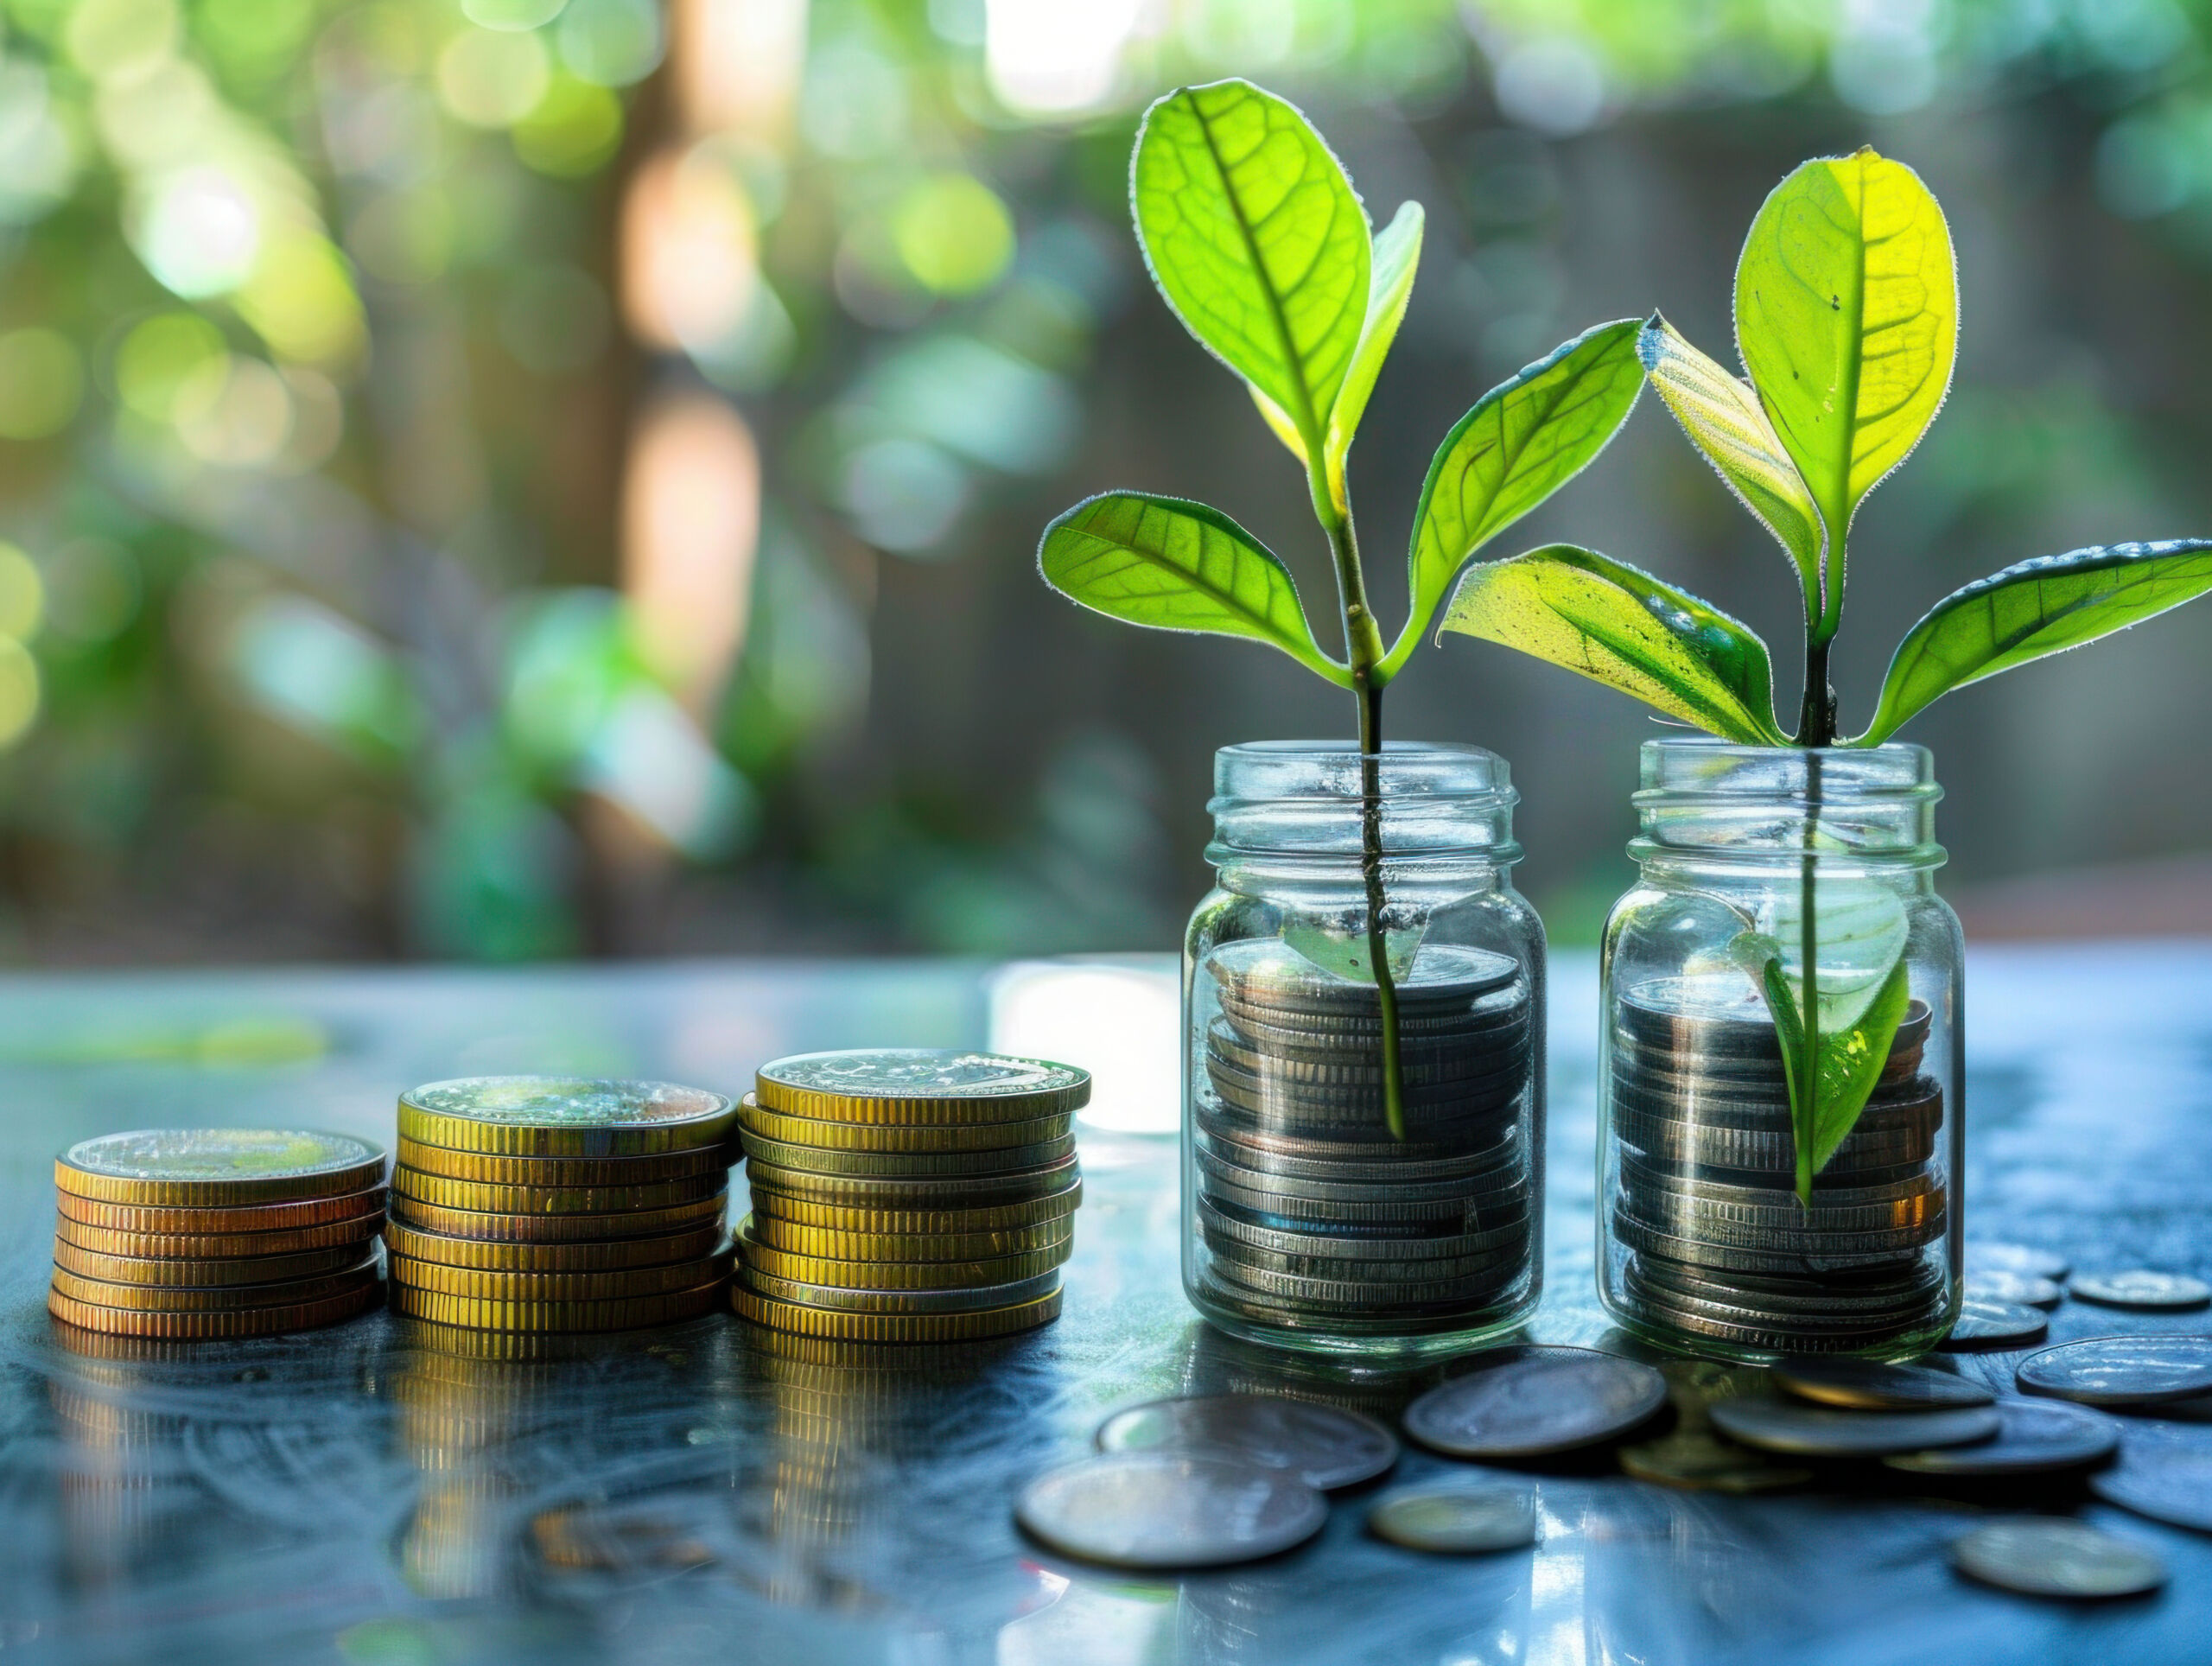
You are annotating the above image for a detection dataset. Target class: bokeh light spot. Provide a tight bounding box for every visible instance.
[558,0,664,87]
[512,76,624,176]
[235,233,367,367]
[133,168,260,298]
[65,0,178,80]
[175,353,294,467]
[0,544,46,640]
[0,639,42,748]
[0,329,83,439]
[115,311,226,420]
[464,0,567,31]
[437,26,553,128]
[41,539,140,644]
[893,173,1015,296]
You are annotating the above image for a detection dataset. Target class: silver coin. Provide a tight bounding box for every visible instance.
[1366,1485,1537,1554]
[1201,1173,1527,1230]
[1211,936,1520,995]
[1884,1398,2120,1477]
[1618,977,1931,1055]
[1965,1242,2069,1281]
[1195,1126,1521,1189]
[737,1265,1061,1315]
[1622,1274,1936,1339]
[1208,1021,1524,1086]
[1774,1355,1993,1411]
[1630,1255,1942,1317]
[1204,1234,1522,1288]
[2069,1270,2212,1311]
[1195,1107,1515,1167]
[1192,1275,1496,1336]
[1938,1298,2050,1351]
[1612,1211,1935,1277]
[1095,1395,1398,1491]
[1613,1115,1933,1178]
[1629,1302,1930,1357]
[1949,1518,2166,1599]
[2088,1436,2212,1532]
[1195,1143,1525,1209]
[1208,1256,1516,1312]
[1620,1169,1942,1234]
[1403,1346,1669,1458]
[1014,1452,1326,1570]
[1205,1084,1522,1144]
[1609,1040,1926,1099]
[1217,994,1529,1049]
[1966,1270,2064,1310]
[2017,1335,2212,1407]
[1609,1075,1941,1135]
[1708,1396,1999,1457]
[1612,1199,1944,1260]
[1198,1199,1529,1262]
[1207,1058,1529,1118]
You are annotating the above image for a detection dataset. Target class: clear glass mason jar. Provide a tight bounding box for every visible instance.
[1597,738,1964,1362]
[1182,741,1546,1359]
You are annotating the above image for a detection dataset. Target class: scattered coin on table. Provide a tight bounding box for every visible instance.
[1773,1355,1995,1412]
[1883,1399,2120,1477]
[1402,1346,1669,1459]
[2088,1438,2212,1533]
[1094,1395,1398,1491]
[1949,1518,2167,1599]
[1965,1269,2064,1310]
[2068,1270,2212,1312]
[1618,1429,1812,1493]
[1939,1297,2050,1352]
[1014,1452,1327,1570]
[1965,1243,2070,1282]
[2015,1335,2212,1408]
[1365,1484,1537,1554]
[1707,1397,1999,1458]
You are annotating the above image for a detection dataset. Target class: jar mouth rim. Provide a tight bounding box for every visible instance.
[1217,740,1503,760]
[1213,739,1516,811]
[1640,736,1932,763]
[1636,734,1937,804]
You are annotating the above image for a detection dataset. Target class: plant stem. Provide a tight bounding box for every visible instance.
[1796,746,1821,1204]
[1318,504,1408,1142]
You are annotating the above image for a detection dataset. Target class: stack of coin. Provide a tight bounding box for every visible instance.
[733,1049,1085,1344]
[1607,974,1946,1354]
[385,1077,734,1336]
[1190,939,1536,1338]
[48,1129,387,1339]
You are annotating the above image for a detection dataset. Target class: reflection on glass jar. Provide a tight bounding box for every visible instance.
[1598,740,1964,1361]
[1182,742,1547,1359]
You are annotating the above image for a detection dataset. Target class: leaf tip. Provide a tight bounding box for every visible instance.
[1635,312,1669,370]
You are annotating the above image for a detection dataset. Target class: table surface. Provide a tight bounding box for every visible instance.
[3,946,2210,1666]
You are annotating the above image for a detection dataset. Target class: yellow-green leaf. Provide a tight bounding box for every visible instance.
[1438,544,1787,745]
[1131,79,1370,449]
[1388,319,1643,676]
[1858,538,2212,744]
[1749,944,1912,1202]
[1038,491,1346,684]
[1637,313,1826,626]
[1320,200,1424,509]
[1735,148,1956,632]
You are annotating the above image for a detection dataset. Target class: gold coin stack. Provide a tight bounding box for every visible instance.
[732,1049,1088,1345]
[385,1076,736,1339]
[49,1129,387,1339]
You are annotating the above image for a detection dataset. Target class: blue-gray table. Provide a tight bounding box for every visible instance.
[2,946,2209,1664]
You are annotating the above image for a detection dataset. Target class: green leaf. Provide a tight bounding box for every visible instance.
[1637,313,1826,627]
[1734,148,1956,629]
[1765,874,1910,1037]
[1438,544,1788,745]
[1038,491,1347,684]
[1319,200,1424,509]
[1281,917,1424,985]
[1388,319,1643,675]
[1749,945,1912,1203]
[1131,79,1370,450]
[1858,538,2212,745]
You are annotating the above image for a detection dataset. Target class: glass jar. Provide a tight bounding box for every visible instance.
[1182,741,1546,1359]
[1597,738,1964,1361]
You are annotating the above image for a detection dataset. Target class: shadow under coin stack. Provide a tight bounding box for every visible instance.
[1193,940,1536,1339]
[385,1077,734,1341]
[734,1050,1086,1345]
[1609,976,1945,1354]
[49,1129,386,1339]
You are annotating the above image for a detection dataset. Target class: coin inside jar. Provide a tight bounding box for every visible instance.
[1403,1347,1669,1458]
[1366,1484,1537,1554]
[1949,1518,2166,1599]
[1014,1453,1327,1570]
[1095,1395,1398,1491]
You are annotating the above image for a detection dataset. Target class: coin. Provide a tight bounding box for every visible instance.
[1212,936,1520,1001]
[1613,1200,1944,1260]
[383,1218,722,1271]
[1707,1396,1999,1457]
[737,1127,1076,1178]
[1884,1398,2120,1477]
[389,1191,727,1243]
[387,1246,730,1302]
[740,1228,1066,1290]
[387,1277,723,1332]
[740,1264,1059,1315]
[1205,1234,1520,1288]
[747,1179,1082,1236]
[393,1138,728,1187]
[1950,1518,2165,1599]
[53,1212,382,1260]
[398,1076,736,1158]
[1366,1485,1535,1553]
[1094,1395,1397,1490]
[1966,1270,2064,1309]
[738,1101,1071,1154]
[2088,1438,2212,1533]
[1199,1199,1528,1262]
[1618,1429,1813,1493]
[754,1049,1090,1125]
[1939,1298,2050,1352]
[1191,1275,1486,1337]
[50,1255,378,1312]
[1201,1173,1527,1232]
[390,1167,724,1215]
[48,1278,381,1339]
[2069,1270,2212,1311]
[1207,1256,1517,1311]
[1611,1211,1939,1277]
[1404,1347,1669,1458]
[54,1129,386,1207]
[742,1154,1080,1208]
[732,1281,1061,1343]
[2017,1335,2212,1407]
[1208,1023,1525,1091]
[1196,1146,1525,1211]
[1216,992,1528,1050]
[1195,1125,1519,1188]
[1014,1451,1325,1570]
[54,1187,386,1236]
[1773,1356,1994,1412]
[1612,1112,1934,1177]
[52,1240,366,1287]
[1618,978,1931,1055]
[745,1211,1072,1263]
[1630,1255,1942,1319]
[1193,1106,1509,1166]
[1966,1242,2070,1281]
